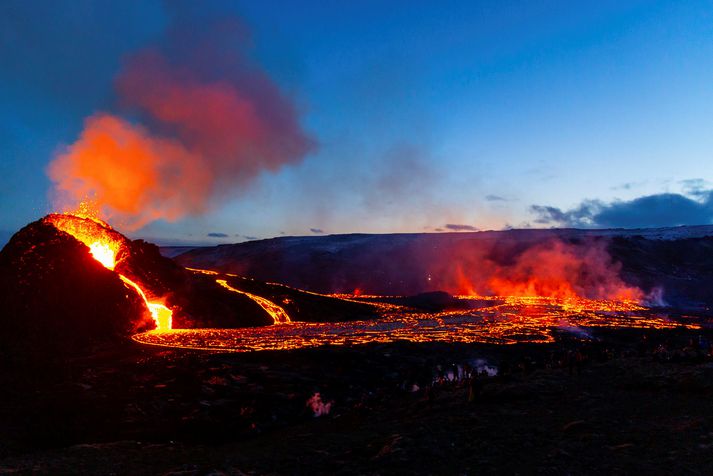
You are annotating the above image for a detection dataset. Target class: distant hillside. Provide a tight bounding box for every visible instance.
[172,226,713,308]
[161,246,200,258]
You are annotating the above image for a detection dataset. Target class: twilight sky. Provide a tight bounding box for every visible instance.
[1,0,712,245]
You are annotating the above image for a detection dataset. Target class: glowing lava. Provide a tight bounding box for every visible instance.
[186,267,292,324]
[89,241,119,270]
[216,278,291,324]
[132,293,698,353]
[133,269,698,353]
[119,275,172,331]
[44,212,173,331]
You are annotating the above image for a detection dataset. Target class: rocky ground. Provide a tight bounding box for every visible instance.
[2,327,713,475]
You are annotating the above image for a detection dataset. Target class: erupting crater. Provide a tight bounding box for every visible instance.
[44,212,173,331]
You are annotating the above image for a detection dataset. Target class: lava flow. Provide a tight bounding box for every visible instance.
[40,216,697,353]
[185,267,291,324]
[133,269,699,353]
[216,279,291,324]
[44,212,172,330]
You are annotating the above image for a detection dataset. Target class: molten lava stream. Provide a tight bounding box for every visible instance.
[45,213,173,331]
[89,242,119,270]
[119,275,172,331]
[216,279,291,324]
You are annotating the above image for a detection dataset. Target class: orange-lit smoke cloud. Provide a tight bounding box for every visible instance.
[430,238,642,301]
[48,17,314,230]
[49,114,211,228]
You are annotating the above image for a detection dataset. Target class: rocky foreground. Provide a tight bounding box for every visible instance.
[2,327,713,474]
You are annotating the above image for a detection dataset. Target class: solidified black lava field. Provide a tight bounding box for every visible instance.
[2,327,713,475]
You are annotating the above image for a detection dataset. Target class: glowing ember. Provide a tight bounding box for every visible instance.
[44,212,173,331]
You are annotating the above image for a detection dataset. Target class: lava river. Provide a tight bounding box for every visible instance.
[132,269,700,352]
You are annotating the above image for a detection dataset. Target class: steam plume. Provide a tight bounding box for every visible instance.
[429,238,642,301]
[48,15,314,230]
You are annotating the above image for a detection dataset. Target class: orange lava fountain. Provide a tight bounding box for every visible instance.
[45,212,172,330]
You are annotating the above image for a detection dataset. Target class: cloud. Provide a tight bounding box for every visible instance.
[232,233,258,239]
[530,203,595,226]
[310,228,324,234]
[47,7,315,230]
[531,189,713,228]
[680,178,711,198]
[444,223,479,232]
[485,194,508,202]
[609,181,649,191]
[207,232,229,238]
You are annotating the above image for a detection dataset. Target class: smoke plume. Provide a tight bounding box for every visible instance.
[48,14,314,230]
[427,237,642,301]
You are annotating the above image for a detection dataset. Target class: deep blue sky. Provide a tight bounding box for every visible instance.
[1,1,712,244]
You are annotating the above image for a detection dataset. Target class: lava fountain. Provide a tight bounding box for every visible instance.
[44,212,173,330]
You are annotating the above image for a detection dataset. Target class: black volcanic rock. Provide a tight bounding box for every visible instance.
[0,220,147,361]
